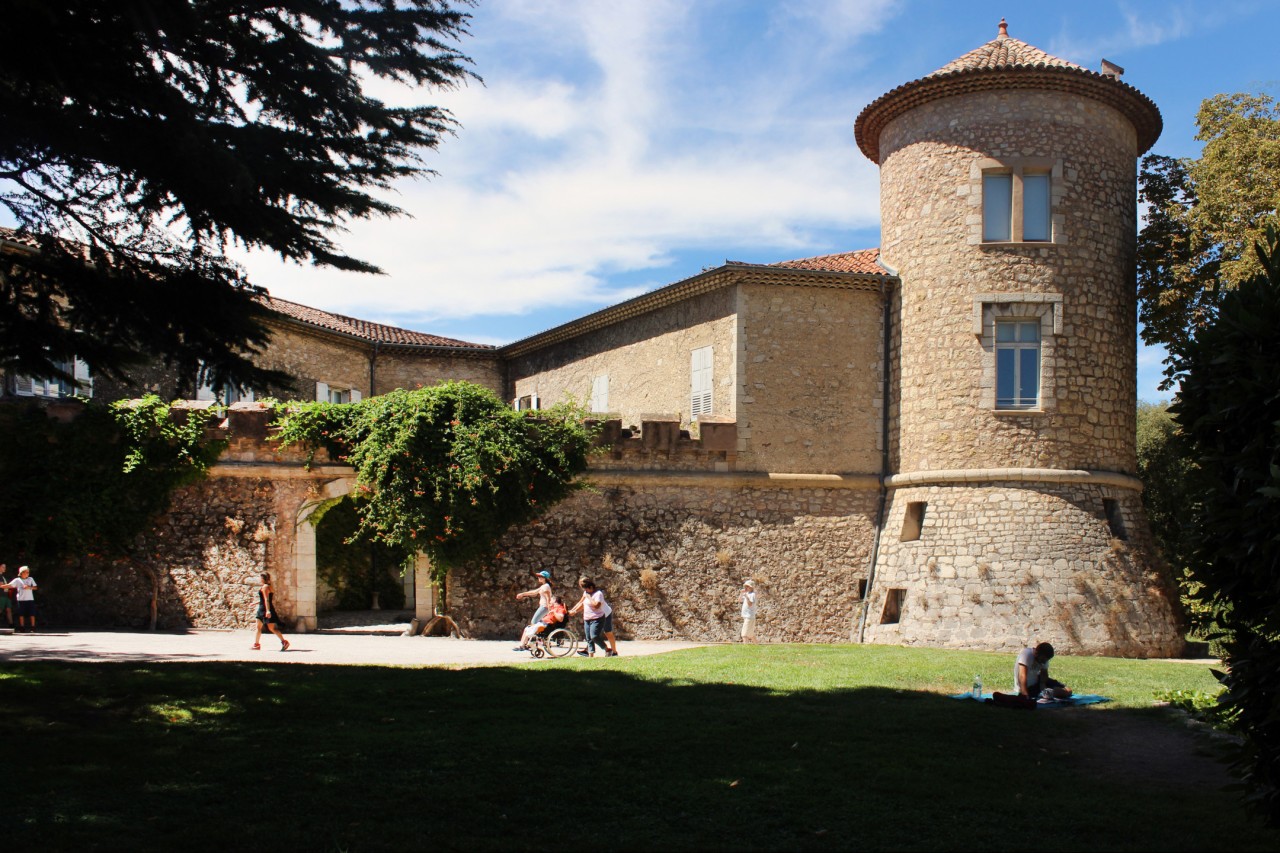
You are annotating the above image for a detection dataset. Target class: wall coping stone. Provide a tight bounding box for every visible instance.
[586,470,881,490]
[886,467,1142,491]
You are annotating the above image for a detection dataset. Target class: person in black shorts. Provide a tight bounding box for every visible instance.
[252,572,289,651]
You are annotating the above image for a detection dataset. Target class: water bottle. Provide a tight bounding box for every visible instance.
[972,674,983,700]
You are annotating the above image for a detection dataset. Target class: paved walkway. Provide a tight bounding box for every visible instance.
[0,628,706,667]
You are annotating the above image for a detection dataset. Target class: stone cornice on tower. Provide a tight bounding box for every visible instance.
[854,21,1162,164]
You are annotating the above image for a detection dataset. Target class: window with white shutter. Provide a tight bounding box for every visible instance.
[15,358,85,398]
[590,374,608,413]
[73,358,93,398]
[690,346,713,419]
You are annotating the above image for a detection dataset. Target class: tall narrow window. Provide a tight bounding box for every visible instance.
[880,589,906,625]
[982,173,1013,242]
[1022,173,1051,241]
[995,320,1040,409]
[1103,498,1127,540]
[690,346,713,418]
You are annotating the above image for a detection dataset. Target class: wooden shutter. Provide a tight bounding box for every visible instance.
[73,357,93,398]
[315,381,329,402]
[349,388,362,403]
[590,375,608,412]
[690,346,713,418]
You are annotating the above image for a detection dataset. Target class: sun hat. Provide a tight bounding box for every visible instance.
[18,566,29,573]
[743,579,754,587]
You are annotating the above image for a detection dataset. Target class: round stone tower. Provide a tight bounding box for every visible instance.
[853,21,1182,655]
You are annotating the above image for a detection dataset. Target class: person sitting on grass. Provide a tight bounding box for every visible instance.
[1015,641,1072,700]
[514,596,568,651]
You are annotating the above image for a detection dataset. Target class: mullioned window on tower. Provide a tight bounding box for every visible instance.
[983,170,1051,242]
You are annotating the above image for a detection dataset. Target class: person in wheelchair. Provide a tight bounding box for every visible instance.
[514,596,568,651]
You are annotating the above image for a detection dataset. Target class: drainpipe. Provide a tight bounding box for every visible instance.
[368,340,380,398]
[855,274,895,643]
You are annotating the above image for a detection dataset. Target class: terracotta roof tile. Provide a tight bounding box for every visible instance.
[264,296,493,350]
[769,248,885,275]
[926,30,1085,77]
[729,248,887,275]
[0,226,49,251]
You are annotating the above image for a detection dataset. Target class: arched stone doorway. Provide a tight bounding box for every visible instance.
[291,477,435,631]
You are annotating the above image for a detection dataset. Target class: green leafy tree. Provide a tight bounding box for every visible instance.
[1136,400,1195,570]
[1137,93,1280,350]
[1168,225,1280,821]
[0,0,476,390]
[275,382,597,581]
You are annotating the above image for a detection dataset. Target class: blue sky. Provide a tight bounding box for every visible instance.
[138,3,1280,401]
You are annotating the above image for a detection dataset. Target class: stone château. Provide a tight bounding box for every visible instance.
[2,22,1184,655]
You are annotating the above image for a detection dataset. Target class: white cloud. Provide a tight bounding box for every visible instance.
[1047,1,1198,63]
[241,0,888,333]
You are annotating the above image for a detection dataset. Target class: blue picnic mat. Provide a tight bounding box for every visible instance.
[949,692,1111,709]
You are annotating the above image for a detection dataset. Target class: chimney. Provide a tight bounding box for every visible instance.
[1100,58,1124,79]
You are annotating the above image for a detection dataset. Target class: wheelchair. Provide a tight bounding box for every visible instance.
[528,621,579,658]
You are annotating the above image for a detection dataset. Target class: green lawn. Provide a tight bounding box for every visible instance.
[5,644,1273,851]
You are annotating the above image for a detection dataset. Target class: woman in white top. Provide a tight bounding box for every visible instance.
[516,570,553,625]
[569,576,615,657]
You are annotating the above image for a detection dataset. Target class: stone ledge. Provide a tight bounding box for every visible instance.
[586,470,881,490]
[885,467,1142,491]
[211,463,352,479]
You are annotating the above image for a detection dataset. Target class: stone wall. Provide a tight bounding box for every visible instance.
[863,478,1183,657]
[506,286,737,430]
[257,320,505,402]
[258,320,372,400]
[41,473,321,630]
[447,475,880,643]
[37,403,346,631]
[736,281,885,474]
[375,350,504,398]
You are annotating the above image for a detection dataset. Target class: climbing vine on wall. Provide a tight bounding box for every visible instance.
[274,382,597,579]
[0,395,226,562]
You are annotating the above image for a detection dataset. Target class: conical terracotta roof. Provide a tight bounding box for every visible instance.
[854,19,1161,163]
[925,21,1086,76]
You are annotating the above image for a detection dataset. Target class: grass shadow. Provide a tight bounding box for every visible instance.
[4,656,1273,852]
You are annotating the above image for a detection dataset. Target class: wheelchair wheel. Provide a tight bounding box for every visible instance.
[531,645,545,659]
[544,627,577,658]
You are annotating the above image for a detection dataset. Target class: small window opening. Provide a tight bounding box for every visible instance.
[1103,498,1127,540]
[856,579,868,600]
[901,501,927,541]
[880,588,906,624]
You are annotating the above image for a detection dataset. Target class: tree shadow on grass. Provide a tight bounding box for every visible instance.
[5,662,1271,852]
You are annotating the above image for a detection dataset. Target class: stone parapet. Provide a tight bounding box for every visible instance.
[589,417,740,473]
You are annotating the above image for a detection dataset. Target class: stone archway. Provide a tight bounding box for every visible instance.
[291,478,436,632]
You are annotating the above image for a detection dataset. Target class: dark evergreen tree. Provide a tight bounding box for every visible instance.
[1169,225,1280,822]
[0,0,476,389]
